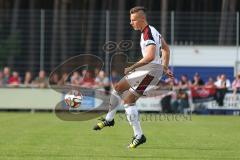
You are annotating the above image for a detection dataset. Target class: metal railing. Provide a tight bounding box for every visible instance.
[0,10,239,76]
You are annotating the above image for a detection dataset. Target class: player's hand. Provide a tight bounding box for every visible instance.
[164,67,174,80]
[124,66,133,75]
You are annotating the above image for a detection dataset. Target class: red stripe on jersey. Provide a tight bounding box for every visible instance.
[136,74,154,95]
[143,25,154,41]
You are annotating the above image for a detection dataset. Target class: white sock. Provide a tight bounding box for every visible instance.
[124,104,143,139]
[105,89,121,121]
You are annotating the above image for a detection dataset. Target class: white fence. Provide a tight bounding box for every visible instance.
[0,11,239,75]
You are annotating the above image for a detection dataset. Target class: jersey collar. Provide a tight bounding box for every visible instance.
[141,25,149,33]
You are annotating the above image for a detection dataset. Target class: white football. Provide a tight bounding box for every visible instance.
[64,90,83,108]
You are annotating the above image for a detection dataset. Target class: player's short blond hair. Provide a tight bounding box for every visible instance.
[129,6,146,14]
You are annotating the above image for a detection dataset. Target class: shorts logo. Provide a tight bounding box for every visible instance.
[136,75,154,95]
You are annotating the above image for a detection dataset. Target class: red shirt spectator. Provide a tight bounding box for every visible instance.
[80,70,95,87]
[205,77,216,88]
[8,71,21,87]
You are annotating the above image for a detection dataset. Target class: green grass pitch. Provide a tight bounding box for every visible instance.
[0,112,239,160]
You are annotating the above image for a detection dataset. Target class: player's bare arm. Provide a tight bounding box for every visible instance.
[124,44,156,74]
[161,37,174,79]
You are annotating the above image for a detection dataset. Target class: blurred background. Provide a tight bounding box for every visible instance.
[0,0,240,114]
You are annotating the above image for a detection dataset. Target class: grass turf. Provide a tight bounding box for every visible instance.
[0,112,239,160]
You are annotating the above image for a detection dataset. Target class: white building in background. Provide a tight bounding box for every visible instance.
[170,45,239,81]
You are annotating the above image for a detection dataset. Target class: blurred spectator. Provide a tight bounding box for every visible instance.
[216,74,221,82]
[80,70,95,87]
[32,70,48,88]
[178,74,191,90]
[205,77,216,88]
[191,72,204,86]
[8,71,21,87]
[94,68,101,78]
[232,72,240,96]
[160,78,178,113]
[0,71,4,87]
[171,88,189,113]
[3,66,11,86]
[58,72,69,85]
[23,71,33,87]
[49,73,59,85]
[95,70,110,94]
[95,70,109,87]
[110,70,121,85]
[214,74,231,88]
[161,94,172,113]
[165,77,178,88]
[70,71,82,85]
[81,69,87,76]
[214,74,231,106]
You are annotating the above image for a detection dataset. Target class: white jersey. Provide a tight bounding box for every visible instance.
[125,25,164,96]
[140,25,162,64]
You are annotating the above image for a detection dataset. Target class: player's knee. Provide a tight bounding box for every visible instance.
[110,89,122,107]
[123,100,135,106]
[113,83,122,93]
[111,88,121,97]
[123,94,137,105]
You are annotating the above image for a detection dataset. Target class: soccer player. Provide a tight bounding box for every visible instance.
[93,6,173,148]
